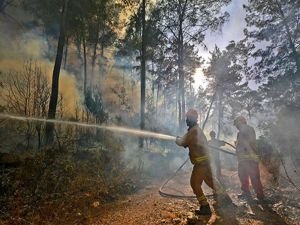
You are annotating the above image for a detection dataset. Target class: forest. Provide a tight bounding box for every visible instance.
[0,0,300,224]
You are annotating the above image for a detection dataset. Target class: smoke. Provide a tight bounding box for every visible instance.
[0,26,80,117]
[0,33,43,60]
[262,108,300,159]
[99,65,140,118]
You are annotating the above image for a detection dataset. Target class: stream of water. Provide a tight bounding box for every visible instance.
[0,113,176,141]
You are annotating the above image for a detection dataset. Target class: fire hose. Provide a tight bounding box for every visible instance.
[158,142,300,198]
[158,142,236,199]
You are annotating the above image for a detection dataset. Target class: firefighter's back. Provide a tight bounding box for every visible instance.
[187,125,210,165]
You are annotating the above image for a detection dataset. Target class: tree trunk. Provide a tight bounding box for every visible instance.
[152,79,155,106]
[99,42,105,77]
[156,83,160,114]
[178,18,185,131]
[202,92,217,130]
[139,0,146,148]
[247,108,251,119]
[63,35,69,69]
[83,36,88,97]
[45,34,52,60]
[217,88,223,139]
[45,0,69,144]
[76,37,84,65]
[177,75,181,127]
[276,1,300,73]
[91,32,99,76]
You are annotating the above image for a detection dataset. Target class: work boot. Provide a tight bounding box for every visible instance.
[238,192,252,201]
[195,204,212,215]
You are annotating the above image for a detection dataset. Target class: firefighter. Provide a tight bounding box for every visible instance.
[208,130,225,180]
[176,109,232,215]
[234,116,265,201]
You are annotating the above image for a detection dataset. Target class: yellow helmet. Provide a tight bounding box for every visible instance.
[234,116,247,126]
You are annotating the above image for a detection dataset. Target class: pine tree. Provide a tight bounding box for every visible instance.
[153,0,231,130]
[244,0,300,108]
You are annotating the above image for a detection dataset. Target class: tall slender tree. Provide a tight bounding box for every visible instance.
[204,41,247,137]
[45,0,69,143]
[153,0,231,130]
[139,0,146,147]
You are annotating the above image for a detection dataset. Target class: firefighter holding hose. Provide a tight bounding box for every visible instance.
[176,109,232,215]
[234,116,265,201]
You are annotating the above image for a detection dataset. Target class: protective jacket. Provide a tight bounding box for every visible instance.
[176,123,229,206]
[236,124,259,162]
[176,124,210,165]
[236,123,264,198]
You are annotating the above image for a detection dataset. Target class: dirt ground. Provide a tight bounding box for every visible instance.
[1,167,299,225]
[90,169,300,225]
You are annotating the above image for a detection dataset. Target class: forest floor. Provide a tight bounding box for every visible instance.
[89,169,300,225]
[1,168,300,225]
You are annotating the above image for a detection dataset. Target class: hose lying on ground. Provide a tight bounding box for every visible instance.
[159,142,300,199]
[159,143,236,199]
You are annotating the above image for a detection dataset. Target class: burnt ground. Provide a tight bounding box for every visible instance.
[90,169,300,225]
[1,167,299,225]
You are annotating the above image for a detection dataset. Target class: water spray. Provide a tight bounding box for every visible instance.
[158,91,237,199]
[0,114,176,141]
[0,113,238,199]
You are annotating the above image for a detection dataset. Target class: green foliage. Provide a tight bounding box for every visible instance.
[205,41,247,92]
[0,0,19,13]
[85,88,108,123]
[154,0,231,47]
[244,0,300,107]
[153,0,231,128]
[69,0,121,52]
[204,41,251,136]
[118,0,231,129]
[23,0,64,35]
